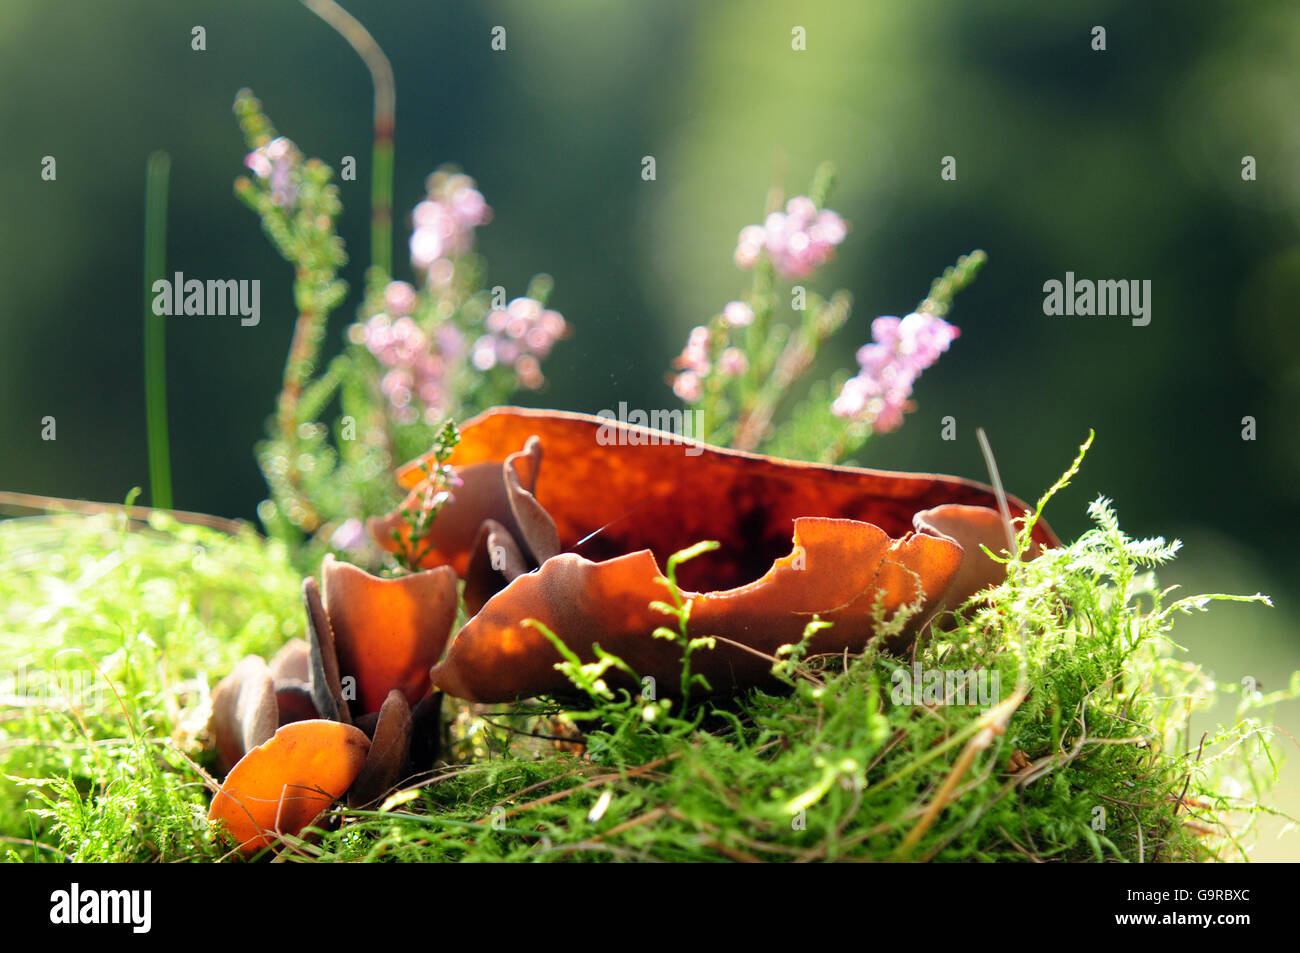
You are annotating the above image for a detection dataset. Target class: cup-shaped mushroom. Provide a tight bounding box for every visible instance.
[208,719,370,854]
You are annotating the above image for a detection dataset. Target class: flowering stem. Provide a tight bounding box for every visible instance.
[142,150,173,510]
[269,294,328,533]
[373,125,395,277]
[742,260,776,400]
[277,280,328,436]
[919,250,986,317]
[810,163,836,206]
[300,0,396,275]
[734,291,851,452]
[733,333,803,452]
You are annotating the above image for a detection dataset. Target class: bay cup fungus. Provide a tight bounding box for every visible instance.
[207,719,370,855]
[207,558,457,853]
[209,406,1057,851]
[370,407,1059,703]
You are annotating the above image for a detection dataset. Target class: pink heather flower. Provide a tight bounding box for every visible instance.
[427,258,456,288]
[408,170,493,282]
[244,137,300,208]
[266,138,292,162]
[673,326,712,376]
[435,324,465,360]
[832,311,959,434]
[471,336,498,371]
[330,518,367,553]
[733,196,847,279]
[669,325,721,403]
[244,151,271,179]
[409,228,444,270]
[471,296,566,386]
[384,280,418,318]
[449,185,488,227]
[897,310,959,365]
[359,312,460,423]
[412,200,451,230]
[672,370,703,403]
[722,300,754,328]
[496,339,521,365]
[718,347,748,377]
[734,225,766,269]
[516,355,544,390]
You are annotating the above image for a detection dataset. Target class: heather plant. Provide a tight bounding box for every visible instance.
[234,92,566,564]
[664,162,981,465]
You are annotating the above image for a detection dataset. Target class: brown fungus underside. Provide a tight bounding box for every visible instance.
[372,407,1056,703]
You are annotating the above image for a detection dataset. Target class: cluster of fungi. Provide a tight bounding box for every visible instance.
[207,408,1056,854]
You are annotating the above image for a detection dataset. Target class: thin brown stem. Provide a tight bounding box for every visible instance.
[0,490,247,535]
[300,0,396,274]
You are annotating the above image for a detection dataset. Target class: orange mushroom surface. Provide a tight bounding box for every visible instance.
[380,407,1056,584]
[208,719,370,855]
[433,517,964,701]
[318,554,459,716]
[372,407,1058,703]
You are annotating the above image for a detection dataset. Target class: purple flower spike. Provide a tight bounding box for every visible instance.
[832,311,959,433]
[733,196,847,280]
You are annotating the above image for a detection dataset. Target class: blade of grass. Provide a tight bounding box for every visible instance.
[143,150,172,509]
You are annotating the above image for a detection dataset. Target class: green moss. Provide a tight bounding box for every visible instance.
[0,510,301,861]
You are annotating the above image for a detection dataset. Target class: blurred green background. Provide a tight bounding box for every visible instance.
[1,1,1297,856]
